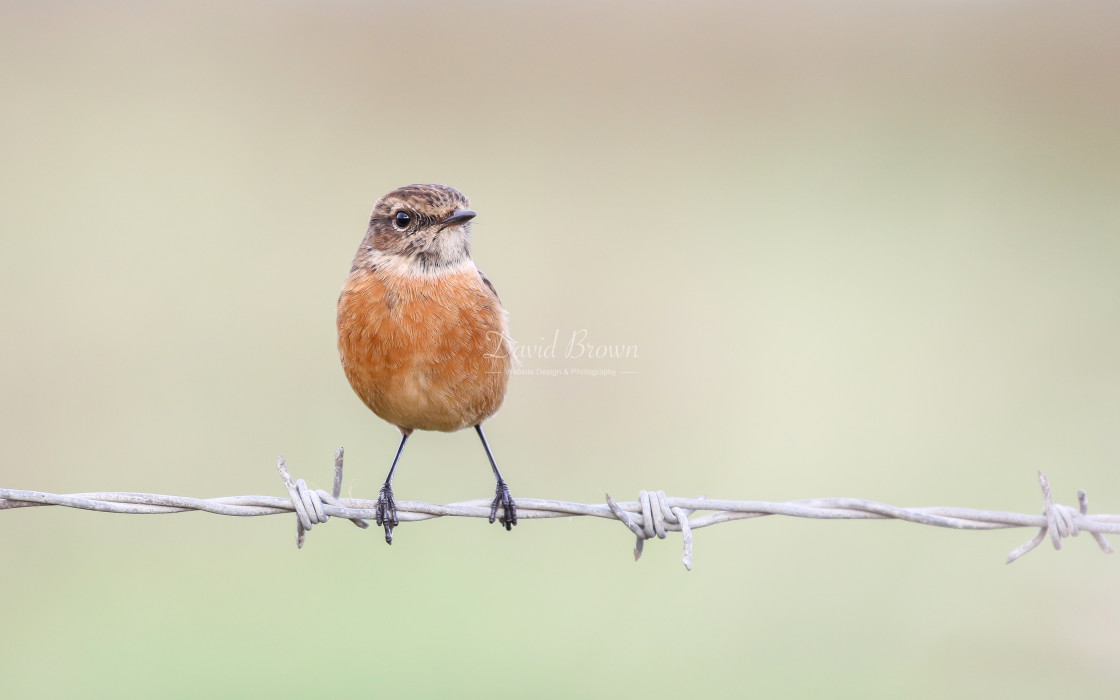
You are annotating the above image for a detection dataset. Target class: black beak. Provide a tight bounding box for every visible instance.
[442,208,477,226]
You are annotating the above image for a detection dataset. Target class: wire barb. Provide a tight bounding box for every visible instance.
[276,448,368,548]
[2,457,1118,569]
[1004,471,1114,564]
[606,491,698,570]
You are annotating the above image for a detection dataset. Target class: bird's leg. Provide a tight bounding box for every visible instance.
[377,430,411,544]
[475,424,517,530]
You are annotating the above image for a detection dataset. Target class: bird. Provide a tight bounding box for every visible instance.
[336,184,516,544]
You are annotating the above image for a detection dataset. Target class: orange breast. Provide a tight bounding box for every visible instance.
[337,265,512,432]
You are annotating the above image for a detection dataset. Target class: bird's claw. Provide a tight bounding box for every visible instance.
[489,479,517,531]
[376,484,398,544]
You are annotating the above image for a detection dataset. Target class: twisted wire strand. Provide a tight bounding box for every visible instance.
[1,448,1116,570]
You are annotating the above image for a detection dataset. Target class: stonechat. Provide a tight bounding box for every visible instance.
[337,184,516,544]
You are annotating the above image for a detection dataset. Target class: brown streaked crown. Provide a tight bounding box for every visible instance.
[351,184,475,273]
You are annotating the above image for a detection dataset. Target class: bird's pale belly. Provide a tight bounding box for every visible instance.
[337,267,511,432]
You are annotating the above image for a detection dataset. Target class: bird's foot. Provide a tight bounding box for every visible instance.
[489,479,517,531]
[376,484,398,544]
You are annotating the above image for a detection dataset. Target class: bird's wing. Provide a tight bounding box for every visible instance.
[477,269,501,304]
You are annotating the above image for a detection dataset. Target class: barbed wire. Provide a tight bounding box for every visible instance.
[1,448,1117,570]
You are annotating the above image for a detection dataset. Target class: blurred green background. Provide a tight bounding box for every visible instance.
[2,1,1119,697]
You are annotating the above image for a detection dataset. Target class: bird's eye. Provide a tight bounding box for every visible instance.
[393,211,412,230]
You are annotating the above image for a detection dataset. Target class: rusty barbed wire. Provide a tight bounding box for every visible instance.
[1,448,1117,570]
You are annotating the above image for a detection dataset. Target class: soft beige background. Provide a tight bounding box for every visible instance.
[2,1,1118,697]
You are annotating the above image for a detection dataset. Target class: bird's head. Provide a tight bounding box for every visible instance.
[353,184,476,273]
